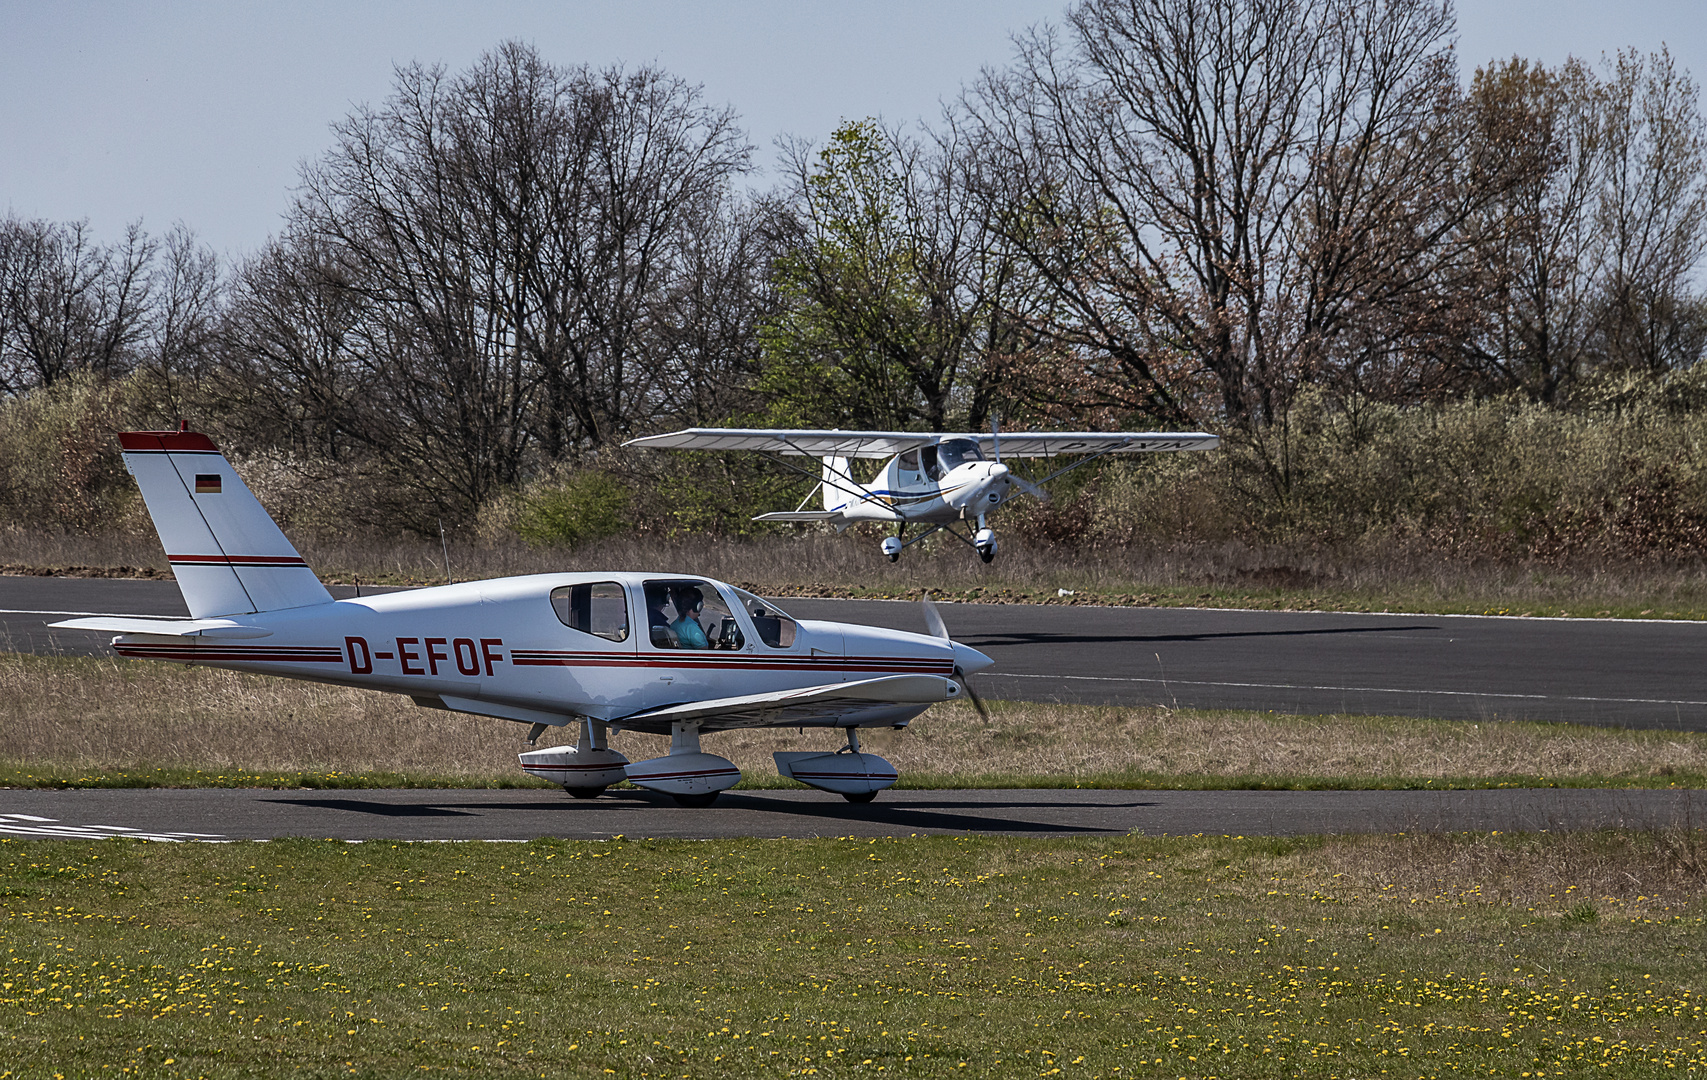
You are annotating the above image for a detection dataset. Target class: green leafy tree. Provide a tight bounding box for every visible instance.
[758,119,1020,431]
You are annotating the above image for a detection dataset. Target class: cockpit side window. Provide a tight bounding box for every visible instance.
[937,438,985,471]
[897,448,921,473]
[642,579,744,650]
[920,444,941,480]
[732,587,798,648]
[549,582,629,642]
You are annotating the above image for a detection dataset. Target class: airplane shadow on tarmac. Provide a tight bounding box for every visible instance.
[960,624,1434,649]
[265,791,1150,835]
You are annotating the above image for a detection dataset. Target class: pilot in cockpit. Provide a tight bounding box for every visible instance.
[670,586,710,649]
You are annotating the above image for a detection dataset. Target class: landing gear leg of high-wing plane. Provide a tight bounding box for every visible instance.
[881,523,951,563]
[626,721,743,807]
[973,513,998,563]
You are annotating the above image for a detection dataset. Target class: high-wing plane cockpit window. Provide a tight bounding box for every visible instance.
[550,582,629,642]
[642,579,744,650]
[936,438,985,471]
[731,587,798,648]
[897,448,922,474]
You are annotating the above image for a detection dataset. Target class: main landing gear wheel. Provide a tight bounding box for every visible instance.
[881,535,903,562]
[672,791,720,808]
[565,786,606,800]
[842,790,878,804]
[978,548,994,564]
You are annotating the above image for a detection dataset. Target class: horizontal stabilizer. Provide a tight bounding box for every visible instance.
[753,510,847,523]
[621,674,961,731]
[50,616,272,639]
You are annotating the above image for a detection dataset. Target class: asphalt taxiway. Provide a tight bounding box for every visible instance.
[1,786,1701,842]
[6,575,1707,729]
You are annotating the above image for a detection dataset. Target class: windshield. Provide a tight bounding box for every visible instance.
[731,587,798,648]
[937,438,985,471]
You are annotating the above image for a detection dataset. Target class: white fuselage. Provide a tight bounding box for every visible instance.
[830,457,1017,524]
[108,573,975,735]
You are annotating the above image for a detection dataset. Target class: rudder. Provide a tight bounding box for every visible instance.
[821,455,858,512]
[119,428,332,617]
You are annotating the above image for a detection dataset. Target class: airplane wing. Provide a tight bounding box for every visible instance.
[974,431,1220,457]
[615,674,962,733]
[623,428,935,458]
[752,510,846,523]
[50,616,273,639]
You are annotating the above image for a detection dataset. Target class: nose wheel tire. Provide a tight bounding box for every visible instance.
[564,786,606,800]
[842,790,878,804]
[671,791,720,808]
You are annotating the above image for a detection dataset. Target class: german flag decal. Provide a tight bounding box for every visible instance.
[194,474,221,494]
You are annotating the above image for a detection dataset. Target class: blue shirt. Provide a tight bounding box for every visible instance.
[672,614,710,649]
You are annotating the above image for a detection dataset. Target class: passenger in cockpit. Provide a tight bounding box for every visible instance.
[670,586,711,649]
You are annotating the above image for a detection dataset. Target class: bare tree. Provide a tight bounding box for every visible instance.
[761,118,1031,431]
[1449,57,1607,402]
[218,232,378,461]
[0,216,154,396]
[962,0,1524,433]
[1593,48,1707,373]
[289,43,752,520]
[139,224,221,419]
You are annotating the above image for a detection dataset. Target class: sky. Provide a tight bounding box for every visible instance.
[3,0,1706,261]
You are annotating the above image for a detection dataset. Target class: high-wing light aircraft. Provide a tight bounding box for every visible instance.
[51,427,995,805]
[623,426,1219,562]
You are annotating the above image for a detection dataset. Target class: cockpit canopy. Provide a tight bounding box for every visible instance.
[936,438,985,471]
[897,438,985,481]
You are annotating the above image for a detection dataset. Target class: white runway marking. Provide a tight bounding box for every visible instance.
[0,815,226,842]
[991,671,1707,708]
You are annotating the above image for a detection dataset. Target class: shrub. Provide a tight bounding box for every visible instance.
[514,470,632,549]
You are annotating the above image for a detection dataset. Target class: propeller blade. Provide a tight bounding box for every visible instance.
[1013,473,1051,504]
[927,596,987,718]
[957,666,992,722]
[921,596,949,640]
[990,412,1002,464]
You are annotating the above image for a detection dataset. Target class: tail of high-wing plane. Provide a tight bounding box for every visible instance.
[119,427,332,618]
[822,454,858,512]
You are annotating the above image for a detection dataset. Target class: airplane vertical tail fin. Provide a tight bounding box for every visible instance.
[119,428,333,618]
[821,455,856,511]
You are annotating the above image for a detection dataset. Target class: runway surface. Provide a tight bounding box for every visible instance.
[0,786,1701,842]
[6,575,1707,728]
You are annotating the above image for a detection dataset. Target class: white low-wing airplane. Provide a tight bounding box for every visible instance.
[51,427,995,806]
[623,426,1219,562]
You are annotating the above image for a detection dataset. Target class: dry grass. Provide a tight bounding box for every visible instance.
[5,653,1707,788]
[12,526,1707,619]
[1303,827,1707,910]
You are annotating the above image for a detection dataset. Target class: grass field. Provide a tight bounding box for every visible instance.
[5,654,1707,792]
[13,529,1707,621]
[3,833,1706,1078]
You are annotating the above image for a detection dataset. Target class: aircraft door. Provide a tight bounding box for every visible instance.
[641,579,748,699]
